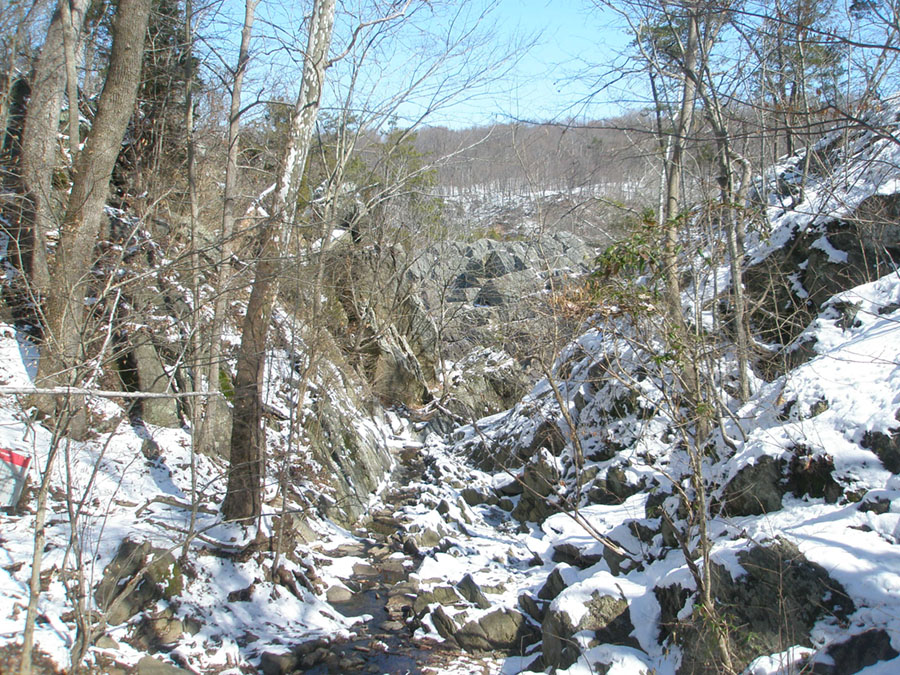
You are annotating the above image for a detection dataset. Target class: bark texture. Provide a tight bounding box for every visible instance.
[222,0,337,522]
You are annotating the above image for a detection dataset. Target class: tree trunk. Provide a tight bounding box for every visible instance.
[198,0,258,459]
[18,0,89,293]
[661,8,700,328]
[222,0,337,522]
[35,0,152,419]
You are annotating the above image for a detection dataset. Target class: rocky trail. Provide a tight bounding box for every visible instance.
[266,443,506,675]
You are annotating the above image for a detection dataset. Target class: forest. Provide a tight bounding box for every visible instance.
[2,0,900,673]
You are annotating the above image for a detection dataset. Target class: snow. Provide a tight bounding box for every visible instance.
[424,96,900,674]
[4,92,900,675]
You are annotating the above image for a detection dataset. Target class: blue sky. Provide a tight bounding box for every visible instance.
[217,0,634,130]
[419,0,632,127]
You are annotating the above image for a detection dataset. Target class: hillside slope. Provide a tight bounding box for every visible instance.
[404,100,900,674]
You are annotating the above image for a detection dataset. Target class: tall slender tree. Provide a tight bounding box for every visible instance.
[35,0,153,424]
[222,0,337,522]
[17,0,89,291]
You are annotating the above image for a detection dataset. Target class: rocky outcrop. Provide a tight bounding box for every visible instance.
[666,539,854,675]
[410,232,592,370]
[95,539,185,627]
[542,589,639,670]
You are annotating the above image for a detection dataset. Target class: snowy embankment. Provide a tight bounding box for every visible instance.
[391,103,900,674]
[0,316,396,672]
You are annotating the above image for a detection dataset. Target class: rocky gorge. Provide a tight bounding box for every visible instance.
[3,103,900,675]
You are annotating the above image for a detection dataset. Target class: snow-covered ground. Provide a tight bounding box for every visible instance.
[4,98,900,675]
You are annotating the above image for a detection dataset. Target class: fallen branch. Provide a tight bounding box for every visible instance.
[0,386,222,399]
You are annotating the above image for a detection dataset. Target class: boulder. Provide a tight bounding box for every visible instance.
[130,609,184,650]
[133,657,192,675]
[433,605,538,654]
[720,455,786,516]
[671,538,855,674]
[511,456,561,523]
[130,339,180,428]
[456,574,491,610]
[862,425,900,473]
[811,629,899,674]
[95,539,184,626]
[537,565,570,601]
[542,591,638,670]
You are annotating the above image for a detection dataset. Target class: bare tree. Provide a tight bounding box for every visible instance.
[34,0,153,430]
[16,0,89,291]
[222,0,338,522]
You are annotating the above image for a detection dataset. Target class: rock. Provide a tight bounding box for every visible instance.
[373,326,429,407]
[461,487,497,507]
[721,455,786,516]
[538,565,573,601]
[511,456,561,523]
[442,348,530,422]
[140,438,161,461]
[526,420,567,458]
[303,373,394,526]
[475,607,538,652]
[474,271,542,307]
[131,610,183,649]
[325,585,353,603]
[456,574,491,610]
[352,561,379,577]
[811,629,899,674]
[484,249,523,278]
[413,585,464,614]
[133,656,192,675]
[430,605,460,644]
[95,635,118,650]
[862,427,900,473]
[859,496,891,514]
[551,543,603,569]
[196,395,231,459]
[379,558,408,584]
[434,606,537,654]
[518,593,546,622]
[588,465,641,505]
[129,339,180,428]
[787,451,842,502]
[672,538,855,674]
[258,650,300,675]
[495,477,523,497]
[542,590,637,670]
[227,585,254,602]
[95,539,183,626]
[408,525,444,549]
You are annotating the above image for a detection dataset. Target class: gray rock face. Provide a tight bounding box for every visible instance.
[441,348,530,422]
[670,538,855,675]
[542,591,638,670]
[720,455,786,516]
[95,539,184,626]
[413,232,593,371]
[305,375,393,526]
[474,271,543,307]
